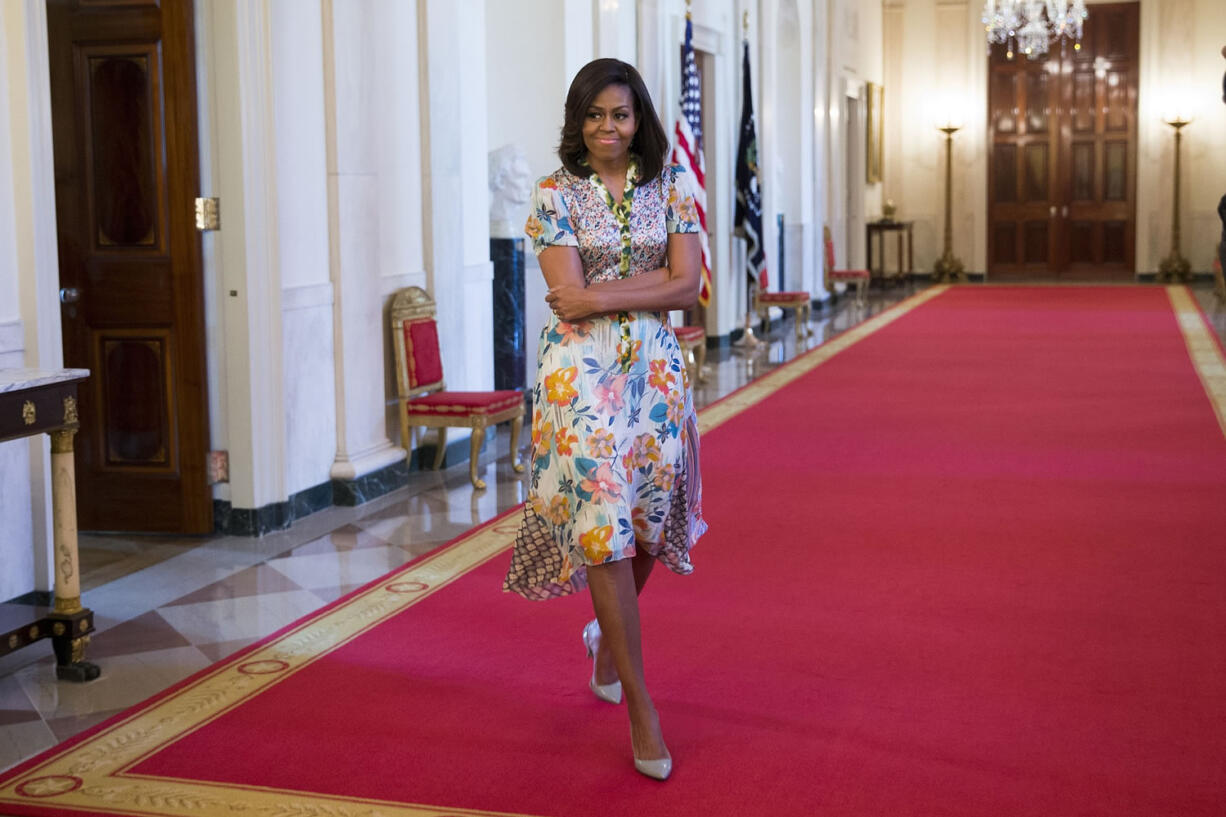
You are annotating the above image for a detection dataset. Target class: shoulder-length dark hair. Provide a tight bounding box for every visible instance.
[558,58,669,186]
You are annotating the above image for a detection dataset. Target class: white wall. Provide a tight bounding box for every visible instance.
[823,0,884,272]
[882,0,964,274]
[1137,0,1226,273]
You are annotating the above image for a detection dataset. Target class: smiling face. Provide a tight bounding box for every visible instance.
[582,83,638,167]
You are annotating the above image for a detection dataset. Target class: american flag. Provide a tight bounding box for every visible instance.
[670,16,713,306]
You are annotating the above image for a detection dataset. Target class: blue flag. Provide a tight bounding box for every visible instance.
[734,39,768,290]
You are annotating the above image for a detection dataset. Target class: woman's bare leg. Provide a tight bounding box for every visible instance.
[587,558,669,762]
[631,547,656,594]
[593,548,655,685]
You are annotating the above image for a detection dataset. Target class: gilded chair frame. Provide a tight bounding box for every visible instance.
[753,288,813,341]
[390,286,524,489]
[674,325,707,385]
[823,225,869,307]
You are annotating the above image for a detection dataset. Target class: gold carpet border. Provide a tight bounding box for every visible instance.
[1167,286,1226,440]
[0,520,535,817]
[698,285,950,435]
[0,288,950,817]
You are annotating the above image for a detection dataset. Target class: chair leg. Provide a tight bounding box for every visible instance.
[432,427,448,470]
[398,402,411,460]
[793,306,804,341]
[510,412,525,473]
[694,341,707,383]
[469,427,486,490]
[681,340,698,387]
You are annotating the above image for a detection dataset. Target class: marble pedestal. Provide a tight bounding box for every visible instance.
[491,238,526,392]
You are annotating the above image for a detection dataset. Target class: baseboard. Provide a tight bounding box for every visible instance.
[4,590,52,607]
[213,498,295,537]
[214,434,491,533]
[330,459,410,507]
[1135,271,1216,283]
[214,477,353,535]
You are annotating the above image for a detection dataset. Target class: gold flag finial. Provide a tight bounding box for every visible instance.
[685,0,691,20]
[743,11,749,34]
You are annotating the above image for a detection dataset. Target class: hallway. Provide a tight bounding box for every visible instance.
[0,284,937,773]
[3,280,1224,815]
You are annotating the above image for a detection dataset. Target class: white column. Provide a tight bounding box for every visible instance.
[3,0,62,593]
[595,0,637,62]
[323,0,414,478]
[811,0,831,296]
[270,0,337,497]
[795,0,819,299]
[0,3,36,600]
[209,0,287,509]
[562,0,595,82]
[760,0,780,290]
[420,0,493,394]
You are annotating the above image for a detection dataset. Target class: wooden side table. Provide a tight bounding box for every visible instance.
[0,368,100,681]
[866,220,914,285]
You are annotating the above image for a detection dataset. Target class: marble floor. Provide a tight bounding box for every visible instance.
[2,280,1224,776]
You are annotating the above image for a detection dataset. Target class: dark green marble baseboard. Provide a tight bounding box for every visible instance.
[3,590,53,606]
[215,434,489,534]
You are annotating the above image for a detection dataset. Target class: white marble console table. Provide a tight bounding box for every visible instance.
[0,368,100,681]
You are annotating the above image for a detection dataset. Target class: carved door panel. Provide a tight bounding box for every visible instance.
[988,2,1138,279]
[48,0,211,532]
[987,49,1061,277]
[1059,2,1138,277]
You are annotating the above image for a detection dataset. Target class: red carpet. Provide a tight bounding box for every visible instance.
[3,285,1225,816]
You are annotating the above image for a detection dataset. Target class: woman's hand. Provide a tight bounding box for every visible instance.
[546,284,605,322]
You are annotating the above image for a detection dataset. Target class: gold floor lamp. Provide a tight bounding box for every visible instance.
[1157,116,1192,283]
[932,124,966,283]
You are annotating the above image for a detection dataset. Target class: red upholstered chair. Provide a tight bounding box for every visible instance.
[754,277,813,341]
[824,225,870,306]
[390,286,524,490]
[673,324,707,385]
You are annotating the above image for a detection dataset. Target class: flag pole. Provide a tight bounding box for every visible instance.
[732,10,764,351]
[732,264,763,350]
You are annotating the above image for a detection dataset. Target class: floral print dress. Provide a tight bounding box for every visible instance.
[503,162,707,600]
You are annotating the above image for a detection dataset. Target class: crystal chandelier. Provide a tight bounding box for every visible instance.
[982,1,1088,60]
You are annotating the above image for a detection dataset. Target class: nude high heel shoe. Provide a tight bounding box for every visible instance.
[633,753,672,781]
[581,619,622,704]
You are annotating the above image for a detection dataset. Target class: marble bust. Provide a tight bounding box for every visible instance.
[489,144,532,239]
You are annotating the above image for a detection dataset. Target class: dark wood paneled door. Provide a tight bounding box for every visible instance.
[988,47,1061,276]
[988,2,1139,279]
[47,0,211,532]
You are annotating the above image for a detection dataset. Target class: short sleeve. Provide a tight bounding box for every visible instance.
[664,165,701,234]
[524,178,578,255]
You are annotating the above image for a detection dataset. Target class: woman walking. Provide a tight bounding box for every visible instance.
[503,58,707,781]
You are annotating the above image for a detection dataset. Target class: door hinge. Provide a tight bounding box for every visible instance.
[195,197,220,231]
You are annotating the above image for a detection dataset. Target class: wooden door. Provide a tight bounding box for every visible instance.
[1060,3,1138,276]
[988,2,1139,279]
[987,46,1061,276]
[47,0,211,532]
